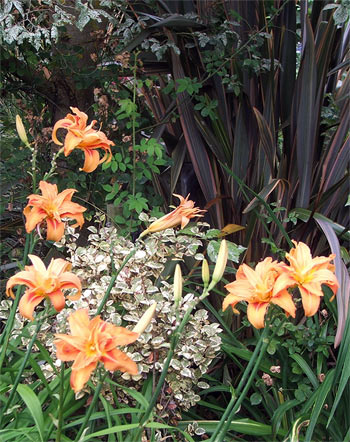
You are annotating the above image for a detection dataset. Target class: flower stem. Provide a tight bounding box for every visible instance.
[74,371,108,441]
[0,312,44,426]
[55,362,66,442]
[133,288,211,439]
[96,244,140,316]
[0,233,33,370]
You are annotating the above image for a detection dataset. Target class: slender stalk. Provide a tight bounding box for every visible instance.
[0,313,44,425]
[209,326,268,441]
[133,288,211,439]
[0,233,33,370]
[96,244,139,316]
[74,371,108,441]
[56,362,66,442]
[131,52,139,199]
[214,330,270,441]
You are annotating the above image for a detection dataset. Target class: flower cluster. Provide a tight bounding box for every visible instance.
[7,114,209,394]
[223,241,338,328]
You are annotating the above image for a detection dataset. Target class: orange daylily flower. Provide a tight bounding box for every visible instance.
[54,309,138,393]
[6,255,81,321]
[23,180,86,242]
[273,241,339,317]
[139,194,206,238]
[52,107,114,173]
[223,258,296,329]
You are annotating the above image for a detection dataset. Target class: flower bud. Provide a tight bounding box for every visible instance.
[174,264,182,308]
[208,239,228,291]
[133,303,157,335]
[202,259,210,288]
[16,115,29,146]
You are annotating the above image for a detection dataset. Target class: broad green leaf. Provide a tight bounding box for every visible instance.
[16,384,44,442]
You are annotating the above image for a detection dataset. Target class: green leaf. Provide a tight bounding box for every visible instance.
[16,384,44,442]
[207,240,246,263]
[250,393,262,406]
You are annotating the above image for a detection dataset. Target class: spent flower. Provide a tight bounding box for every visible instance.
[139,194,206,238]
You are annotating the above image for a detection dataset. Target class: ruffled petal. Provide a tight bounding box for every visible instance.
[47,290,66,312]
[101,348,138,375]
[299,286,321,316]
[48,258,71,276]
[24,206,47,233]
[52,118,76,145]
[81,149,100,173]
[68,309,91,338]
[58,272,82,300]
[64,132,83,156]
[70,362,97,393]
[28,255,47,274]
[19,290,44,320]
[271,290,296,318]
[247,302,269,329]
[222,293,241,313]
[101,324,138,349]
[46,218,65,242]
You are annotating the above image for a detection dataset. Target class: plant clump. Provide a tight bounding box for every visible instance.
[38,215,222,411]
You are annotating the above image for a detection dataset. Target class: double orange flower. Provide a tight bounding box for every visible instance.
[223,241,339,328]
[52,107,114,173]
[6,255,81,320]
[55,309,139,393]
[24,181,86,242]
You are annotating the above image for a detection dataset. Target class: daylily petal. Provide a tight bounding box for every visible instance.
[101,324,139,348]
[54,334,86,352]
[6,270,36,298]
[24,206,47,233]
[64,131,83,156]
[247,302,269,329]
[19,290,44,321]
[299,286,321,316]
[68,309,91,338]
[72,351,98,370]
[28,255,48,274]
[48,258,72,275]
[54,339,81,361]
[58,273,82,300]
[47,290,66,312]
[81,149,100,173]
[222,293,241,313]
[70,362,97,393]
[39,181,59,201]
[101,348,138,375]
[46,218,65,241]
[271,290,296,318]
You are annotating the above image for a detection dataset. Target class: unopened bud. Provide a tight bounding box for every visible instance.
[16,115,29,146]
[174,264,182,308]
[202,259,210,288]
[133,303,157,335]
[208,240,228,291]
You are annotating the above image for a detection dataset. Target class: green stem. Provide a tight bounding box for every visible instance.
[214,330,270,441]
[0,313,44,426]
[209,326,268,441]
[56,362,66,442]
[96,244,139,316]
[131,52,138,198]
[0,233,33,369]
[134,288,211,439]
[74,371,108,441]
